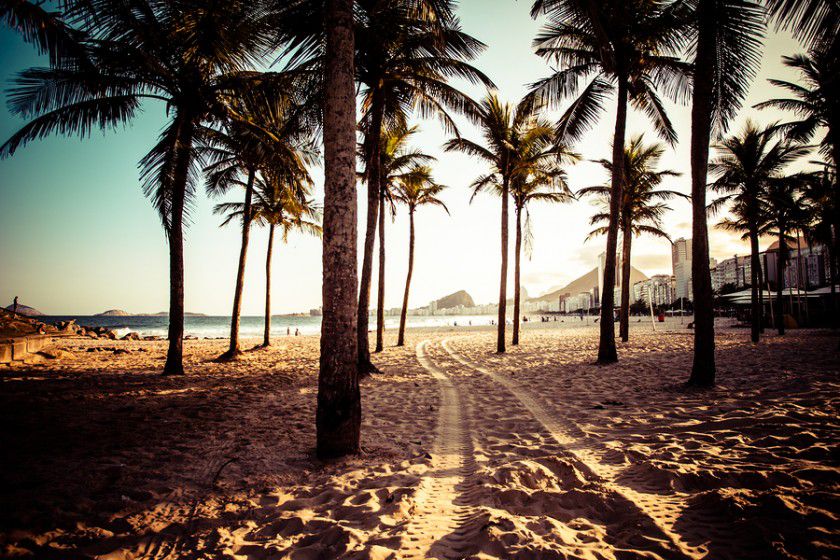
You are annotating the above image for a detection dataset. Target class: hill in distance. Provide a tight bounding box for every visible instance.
[532,266,648,302]
[433,290,475,310]
[4,302,43,316]
[96,309,129,316]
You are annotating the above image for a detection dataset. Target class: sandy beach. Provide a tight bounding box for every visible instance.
[1,322,838,559]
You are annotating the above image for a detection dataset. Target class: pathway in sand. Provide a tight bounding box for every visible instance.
[409,336,738,559]
[397,341,484,559]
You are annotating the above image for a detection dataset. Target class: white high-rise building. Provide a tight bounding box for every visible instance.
[672,238,692,301]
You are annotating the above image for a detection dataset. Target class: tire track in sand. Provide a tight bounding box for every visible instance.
[398,340,484,560]
[441,337,706,560]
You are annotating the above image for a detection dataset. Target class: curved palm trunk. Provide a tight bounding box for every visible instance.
[163,116,195,376]
[375,185,385,352]
[357,93,384,373]
[619,218,632,342]
[317,0,360,459]
[263,223,275,347]
[397,209,415,347]
[598,75,628,364]
[749,226,761,343]
[776,228,786,335]
[222,169,256,360]
[497,177,510,353]
[687,0,717,386]
[512,204,522,346]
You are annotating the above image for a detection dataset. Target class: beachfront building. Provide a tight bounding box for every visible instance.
[632,274,674,308]
[671,237,692,301]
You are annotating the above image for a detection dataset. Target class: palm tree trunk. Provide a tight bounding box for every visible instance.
[795,232,804,325]
[776,229,786,335]
[222,168,256,359]
[757,250,766,333]
[497,176,510,353]
[619,218,632,342]
[776,229,787,334]
[317,0,361,459]
[749,227,761,343]
[163,116,195,376]
[397,209,415,347]
[263,223,275,347]
[512,204,522,346]
[687,0,717,386]
[375,184,385,352]
[357,92,384,373]
[598,74,628,364]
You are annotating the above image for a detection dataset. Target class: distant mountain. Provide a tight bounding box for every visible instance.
[532,266,648,302]
[137,311,206,317]
[434,290,475,310]
[96,309,129,316]
[4,303,43,316]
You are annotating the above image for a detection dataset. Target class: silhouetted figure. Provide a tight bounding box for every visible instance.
[12,296,18,318]
[287,326,290,336]
[295,328,300,336]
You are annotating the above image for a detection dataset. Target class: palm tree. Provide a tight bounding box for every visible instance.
[760,174,810,335]
[530,0,690,364]
[465,113,576,346]
[1,0,273,375]
[686,0,765,386]
[756,49,838,184]
[316,0,361,459]
[580,135,684,342]
[215,173,321,348]
[204,88,318,360]
[800,163,838,324]
[0,0,90,67]
[765,0,839,49]
[445,93,549,353]
[392,166,449,347]
[283,0,491,373]
[707,122,810,343]
[353,0,491,372]
[365,125,436,353]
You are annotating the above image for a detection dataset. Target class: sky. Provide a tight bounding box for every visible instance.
[0,1,822,315]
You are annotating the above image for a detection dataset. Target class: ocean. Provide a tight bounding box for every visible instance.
[37,314,503,339]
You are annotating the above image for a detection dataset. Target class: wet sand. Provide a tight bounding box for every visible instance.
[0,323,837,559]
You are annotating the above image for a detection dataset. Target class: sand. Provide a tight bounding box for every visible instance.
[0,322,837,559]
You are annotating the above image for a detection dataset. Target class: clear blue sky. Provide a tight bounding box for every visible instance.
[0,1,814,314]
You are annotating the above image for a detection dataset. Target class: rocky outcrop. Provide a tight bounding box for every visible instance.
[4,303,43,316]
[433,290,476,310]
[96,309,130,316]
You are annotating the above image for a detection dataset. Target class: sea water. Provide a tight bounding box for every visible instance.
[38,314,502,338]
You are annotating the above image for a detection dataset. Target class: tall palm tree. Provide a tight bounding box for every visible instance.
[274,0,490,372]
[530,0,690,364]
[365,125,436,353]
[2,0,274,375]
[353,0,491,372]
[466,114,576,346]
[392,166,449,347]
[316,0,361,459]
[444,93,551,353]
[686,0,765,387]
[204,89,318,360]
[707,122,810,343]
[215,173,321,348]
[580,135,684,342]
[759,174,810,335]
